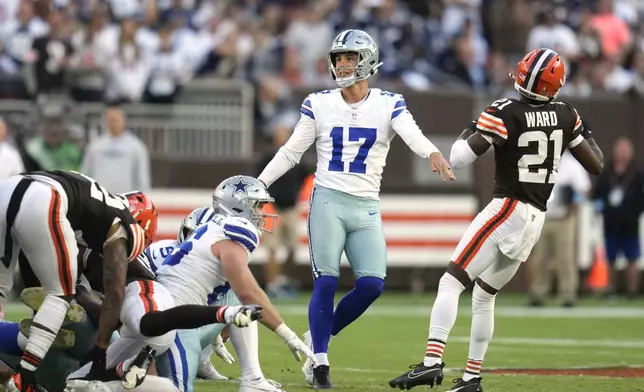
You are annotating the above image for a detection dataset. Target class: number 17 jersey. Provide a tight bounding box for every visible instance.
[475,98,585,211]
[302,88,422,200]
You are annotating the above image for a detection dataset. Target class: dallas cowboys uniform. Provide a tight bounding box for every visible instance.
[154,215,259,392]
[259,88,440,279]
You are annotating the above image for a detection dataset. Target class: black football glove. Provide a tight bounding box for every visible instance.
[83,345,107,380]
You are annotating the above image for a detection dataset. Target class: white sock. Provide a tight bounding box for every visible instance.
[314,353,329,367]
[21,296,69,371]
[424,273,465,367]
[200,345,214,365]
[230,321,263,380]
[463,283,495,381]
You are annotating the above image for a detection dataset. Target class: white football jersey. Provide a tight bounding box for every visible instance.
[144,239,179,273]
[155,214,259,306]
[259,88,438,200]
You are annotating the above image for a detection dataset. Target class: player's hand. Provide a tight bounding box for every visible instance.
[275,325,316,364]
[224,305,263,327]
[83,345,107,380]
[430,152,455,182]
[212,334,235,364]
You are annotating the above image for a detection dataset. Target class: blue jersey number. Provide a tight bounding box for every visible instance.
[162,225,208,267]
[328,126,377,174]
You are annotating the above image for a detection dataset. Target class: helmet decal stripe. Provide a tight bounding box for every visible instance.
[526,49,555,92]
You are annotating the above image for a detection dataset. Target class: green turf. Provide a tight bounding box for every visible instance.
[4,293,644,391]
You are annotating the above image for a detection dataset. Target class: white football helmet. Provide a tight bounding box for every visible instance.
[328,29,383,88]
[212,175,277,232]
[178,206,216,243]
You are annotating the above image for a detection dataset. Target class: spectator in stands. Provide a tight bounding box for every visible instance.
[24,115,82,171]
[1,0,49,68]
[143,24,191,103]
[593,137,644,298]
[525,7,580,71]
[0,116,25,180]
[284,1,333,87]
[528,151,591,307]
[31,10,74,97]
[589,0,632,60]
[255,122,311,299]
[255,74,296,138]
[81,102,151,193]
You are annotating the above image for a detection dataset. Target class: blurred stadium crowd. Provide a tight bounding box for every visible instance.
[0,0,643,105]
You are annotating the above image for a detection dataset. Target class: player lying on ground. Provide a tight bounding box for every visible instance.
[0,170,149,392]
[154,175,315,392]
[258,29,454,390]
[389,48,604,392]
[145,206,281,386]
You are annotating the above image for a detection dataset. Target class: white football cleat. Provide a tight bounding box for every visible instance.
[197,361,230,381]
[239,378,285,392]
[301,330,314,385]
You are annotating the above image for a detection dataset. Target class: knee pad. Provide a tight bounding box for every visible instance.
[439,273,466,295]
[313,276,339,296]
[355,276,384,300]
[472,283,496,315]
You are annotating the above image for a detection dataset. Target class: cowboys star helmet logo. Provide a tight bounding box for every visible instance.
[231,178,249,195]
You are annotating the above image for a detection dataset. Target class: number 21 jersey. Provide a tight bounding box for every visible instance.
[475,98,585,211]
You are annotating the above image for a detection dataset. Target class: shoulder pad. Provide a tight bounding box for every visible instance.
[222,216,260,254]
[301,95,315,120]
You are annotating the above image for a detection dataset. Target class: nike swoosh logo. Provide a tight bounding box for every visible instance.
[407,369,434,379]
[369,211,377,216]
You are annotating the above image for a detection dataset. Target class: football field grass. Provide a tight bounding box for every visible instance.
[4,293,644,392]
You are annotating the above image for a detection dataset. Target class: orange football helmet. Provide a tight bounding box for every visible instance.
[120,191,158,248]
[512,48,566,102]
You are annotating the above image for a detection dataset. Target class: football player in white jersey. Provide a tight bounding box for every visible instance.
[144,207,232,381]
[146,206,281,386]
[257,29,455,388]
[154,175,315,392]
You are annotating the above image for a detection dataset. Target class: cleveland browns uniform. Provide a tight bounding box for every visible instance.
[0,170,146,300]
[451,97,584,287]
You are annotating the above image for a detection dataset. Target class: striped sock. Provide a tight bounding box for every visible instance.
[423,339,446,367]
[464,359,483,381]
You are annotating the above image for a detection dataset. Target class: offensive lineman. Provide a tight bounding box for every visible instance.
[389,48,604,392]
[257,29,454,388]
[145,206,278,386]
[0,170,148,391]
[154,175,315,392]
[144,207,232,381]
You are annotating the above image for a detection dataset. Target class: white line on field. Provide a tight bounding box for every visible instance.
[271,304,644,318]
[4,303,644,319]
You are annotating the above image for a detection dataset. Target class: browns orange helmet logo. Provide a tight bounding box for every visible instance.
[511,48,566,102]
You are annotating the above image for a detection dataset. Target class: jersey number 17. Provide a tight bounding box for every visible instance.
[328,126,377,174]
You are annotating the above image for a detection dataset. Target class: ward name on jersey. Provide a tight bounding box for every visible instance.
[155,215,259,307]
[22,170,146,260]
[476,98,584,211]
[263,88,438,200]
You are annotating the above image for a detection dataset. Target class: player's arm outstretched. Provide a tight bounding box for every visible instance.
[390,95,455,181]
[258,97,317,188]
[568,116,604,175]
[213,239,316,364]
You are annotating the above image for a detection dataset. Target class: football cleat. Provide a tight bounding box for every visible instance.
[120,346,155,389]
[447,377,483,392]
[301,330,314,384]
[20,287,85,323]
[196,360,229,381]
[19,318,76,348]
[312,365,332,389]
[388,362,445,389]
[239,377,285,392]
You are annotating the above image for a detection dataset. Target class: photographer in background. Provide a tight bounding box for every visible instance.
[593,137,644,299]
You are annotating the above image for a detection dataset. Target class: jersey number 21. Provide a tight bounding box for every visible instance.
[328,126,377,174]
